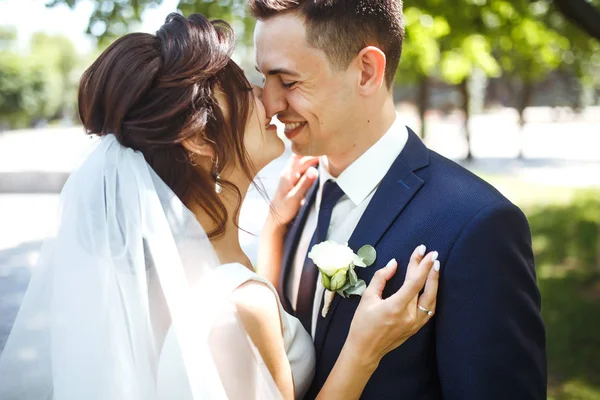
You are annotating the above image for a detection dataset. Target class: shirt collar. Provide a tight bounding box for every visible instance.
[318,114,408,206]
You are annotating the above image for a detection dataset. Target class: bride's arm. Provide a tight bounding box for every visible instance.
[256,155,318,286]
[316,247,440,400]
[232,281,295,400]
[257,216,287,286]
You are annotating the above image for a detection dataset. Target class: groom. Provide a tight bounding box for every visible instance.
[251,0,547,399]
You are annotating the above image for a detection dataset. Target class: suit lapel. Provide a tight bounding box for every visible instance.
[313,129,429,357]
[278,177,320,314]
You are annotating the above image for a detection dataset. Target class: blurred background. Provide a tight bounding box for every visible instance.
[0,0,599,398]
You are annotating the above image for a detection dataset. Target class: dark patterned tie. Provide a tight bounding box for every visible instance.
[296,180,345,333]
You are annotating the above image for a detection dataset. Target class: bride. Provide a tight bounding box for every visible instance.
[0,13,440,399]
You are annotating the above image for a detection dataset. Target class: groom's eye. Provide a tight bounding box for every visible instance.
[282,81,298,89]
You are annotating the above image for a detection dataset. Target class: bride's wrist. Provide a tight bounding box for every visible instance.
[340,337,381,374]
[262,214,288,236]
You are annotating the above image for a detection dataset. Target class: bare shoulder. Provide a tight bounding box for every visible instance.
[231,279,283,335]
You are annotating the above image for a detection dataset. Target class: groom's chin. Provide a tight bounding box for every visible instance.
[290,142,319,157]
[288,134,320,157]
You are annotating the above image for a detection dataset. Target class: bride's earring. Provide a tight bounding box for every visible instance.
[213,155,222,194]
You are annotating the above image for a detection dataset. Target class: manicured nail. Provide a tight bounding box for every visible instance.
[418,244,426,256]
[307,167,318,179]
[431,251,439,262]
[387,258,397,267]
[434,260,440,272]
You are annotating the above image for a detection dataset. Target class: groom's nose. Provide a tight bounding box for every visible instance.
[262,79,289,119]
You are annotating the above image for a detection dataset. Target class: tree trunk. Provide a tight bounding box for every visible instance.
[572,80,583,112]
[458,79,472,160]
[596,216,600,275]
[417,75,430,139]
[517,80,534,159]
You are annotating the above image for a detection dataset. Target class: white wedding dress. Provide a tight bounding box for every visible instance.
[0,135,314,400]
[158,262,316,400]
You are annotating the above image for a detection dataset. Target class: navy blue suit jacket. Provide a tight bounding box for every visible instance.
[279,129,547,399]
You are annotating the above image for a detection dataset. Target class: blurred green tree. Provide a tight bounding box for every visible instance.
[44,0,600,45]
[0,52,48,129]
[553,0,600,40]
[30,33,80,120]
[489,0,600,157]
[45,0,600,158]
[488,1,569,157]
[399,0,503,156]
[538,0,600,100]
[396,6,450,139]
[0,30,79,129]
[45,0,254,46]
[436,0,504,160]
[47,0,163,46]
[0,26,17,51]
[398,0,599,158]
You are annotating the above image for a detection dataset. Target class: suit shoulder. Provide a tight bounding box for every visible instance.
[425,151,515,208]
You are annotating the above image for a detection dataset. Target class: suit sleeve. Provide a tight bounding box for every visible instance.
[435,200,547,399]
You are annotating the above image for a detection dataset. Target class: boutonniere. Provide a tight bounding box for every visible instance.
[308,241,376,317]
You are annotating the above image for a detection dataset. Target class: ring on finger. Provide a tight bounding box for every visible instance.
[418,304,434,316]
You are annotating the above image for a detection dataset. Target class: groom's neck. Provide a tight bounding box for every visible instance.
[325,98,396,178]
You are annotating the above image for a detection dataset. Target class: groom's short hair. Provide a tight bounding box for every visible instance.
[249,0,404,88]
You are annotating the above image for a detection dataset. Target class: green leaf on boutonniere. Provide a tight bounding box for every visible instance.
[337,280,353,298]
[349,268,358,286]
[345,279,367,296]
[357,245,377,267]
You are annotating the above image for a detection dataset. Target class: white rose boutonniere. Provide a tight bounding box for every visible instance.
[308,241,376,317]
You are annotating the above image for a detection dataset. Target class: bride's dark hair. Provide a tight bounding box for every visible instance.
[78,13,256,238]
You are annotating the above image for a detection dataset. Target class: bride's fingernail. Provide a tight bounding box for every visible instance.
[387,258,397,267]
[434,260,441,272]
[418,244,426,256]
[431,251,439,262]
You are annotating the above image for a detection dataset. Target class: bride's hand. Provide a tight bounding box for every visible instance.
[346,245,440,367]
[258,155,318,286]
[268,154,319,228]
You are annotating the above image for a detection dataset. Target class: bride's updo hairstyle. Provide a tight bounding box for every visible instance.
[78,13,256,238]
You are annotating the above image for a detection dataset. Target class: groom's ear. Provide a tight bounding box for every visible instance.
[355,46,387,96]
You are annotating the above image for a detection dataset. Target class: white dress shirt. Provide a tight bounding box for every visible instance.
[287,115,409,338]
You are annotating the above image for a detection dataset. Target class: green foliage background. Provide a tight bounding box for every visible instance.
[1,0,599,130]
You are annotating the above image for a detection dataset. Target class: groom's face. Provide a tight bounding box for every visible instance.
[254,13,359,157]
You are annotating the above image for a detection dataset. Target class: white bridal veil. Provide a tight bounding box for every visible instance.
[0,134,281,399]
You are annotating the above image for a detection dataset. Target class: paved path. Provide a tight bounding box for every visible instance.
[0,195,60,351]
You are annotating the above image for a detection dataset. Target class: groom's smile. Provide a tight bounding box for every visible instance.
[281,121,307,140]
[254,12,363,161]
